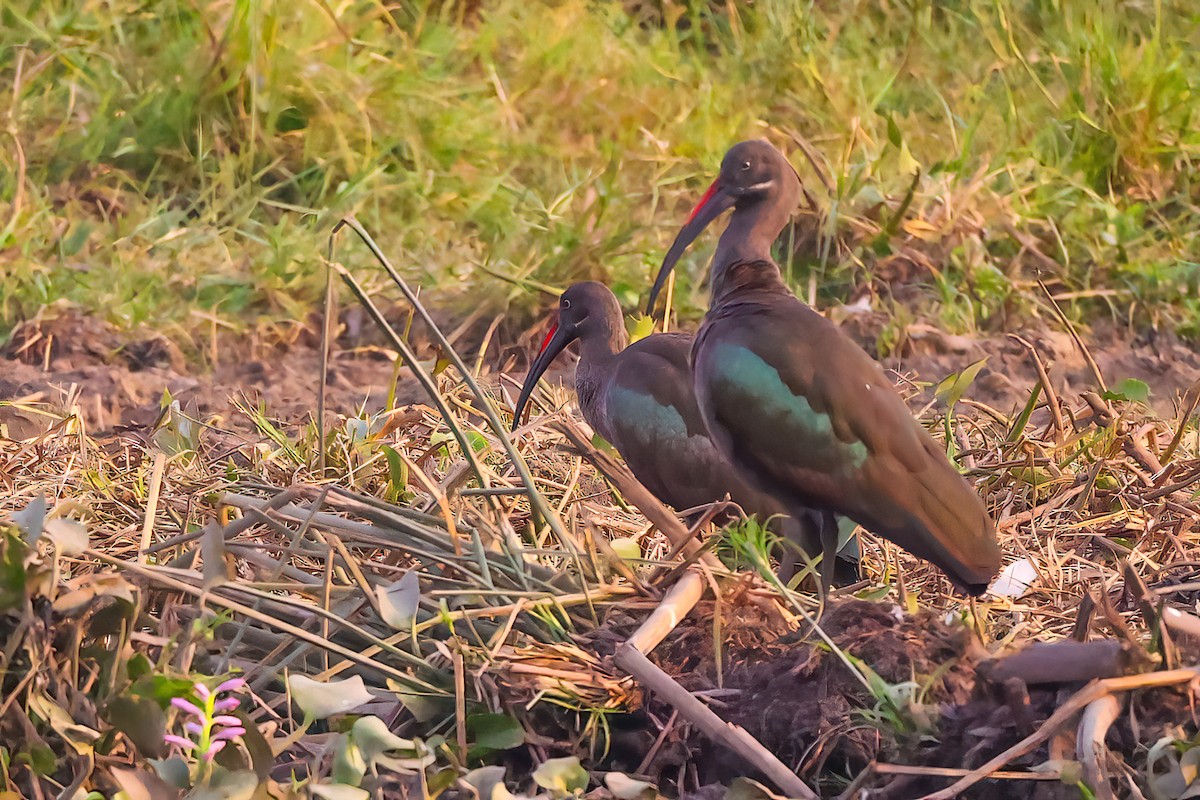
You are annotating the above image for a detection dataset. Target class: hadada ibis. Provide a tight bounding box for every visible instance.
[512,281,854,583]
[646,140,1001,595]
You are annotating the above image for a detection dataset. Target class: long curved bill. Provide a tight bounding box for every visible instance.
[645,180,738,316]
[511,321,578,431]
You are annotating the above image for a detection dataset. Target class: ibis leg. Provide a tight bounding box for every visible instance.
[819,509,839,599]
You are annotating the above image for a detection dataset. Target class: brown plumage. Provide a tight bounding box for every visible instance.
[513,282,844,582]
[647,140,1000,594]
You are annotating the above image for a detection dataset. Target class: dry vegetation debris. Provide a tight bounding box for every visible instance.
[3,282,1200,799]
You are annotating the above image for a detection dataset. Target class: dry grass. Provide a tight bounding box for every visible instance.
[3,258,1200,798]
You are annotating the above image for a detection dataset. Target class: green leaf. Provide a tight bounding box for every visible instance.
[104,695,166,758]
[310,786,370,800]
[387,682,446,723]
[18,744,57,776]
[1102,378,1150,403]
[188,768,258,800]
[463,766,511,800]
[12,495,47,543]
[43,518,88,556]
[934,358,988,410]
[0,529,30,612]
[380,445,409,500]
[886,114,902,148]
[626,313,656,344]
[532,756,588,796]
[332,738,366,786]
[148,757,192,790]
[608,538,641,564]
[604,773,657,800]
[468,713,525,752]
[130,674,197,708]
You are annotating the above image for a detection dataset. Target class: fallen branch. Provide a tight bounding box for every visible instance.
[613,643,817,800]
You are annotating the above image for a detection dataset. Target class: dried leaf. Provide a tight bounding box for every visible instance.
[12,495,47,542]
[376,572,420,629]
[43,518,88,556]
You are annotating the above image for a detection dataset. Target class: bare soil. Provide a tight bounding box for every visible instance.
[3,308,1198,443]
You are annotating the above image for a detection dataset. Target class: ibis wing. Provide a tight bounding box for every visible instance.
[694,299,999,588]
[602,334,802,534]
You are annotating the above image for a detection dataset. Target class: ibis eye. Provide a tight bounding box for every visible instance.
[741,160,752,171]
[562,298,572,310]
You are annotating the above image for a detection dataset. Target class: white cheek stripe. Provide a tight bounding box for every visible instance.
[747,180,775,191]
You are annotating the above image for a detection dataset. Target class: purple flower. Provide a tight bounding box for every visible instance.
[164,675,248,767]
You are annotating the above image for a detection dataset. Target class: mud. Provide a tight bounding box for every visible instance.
[590,596,1195,798]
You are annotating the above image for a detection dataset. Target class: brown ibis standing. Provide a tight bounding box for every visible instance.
[512,281,854,583]
[646,140,1000,595]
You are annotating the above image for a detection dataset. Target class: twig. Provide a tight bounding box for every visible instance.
[625,570,705,655]
[919,668,1200,799]
[138,451,167,563]
[1077,694,1122,800]
[613,644,818,800]
[317,249,337,476]
[1039,280,1107,392]
[873,763,1061,781]
[1009,334,1065,440]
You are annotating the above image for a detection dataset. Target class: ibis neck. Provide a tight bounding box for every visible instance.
[710,197,795,305]
[573,319,627,434]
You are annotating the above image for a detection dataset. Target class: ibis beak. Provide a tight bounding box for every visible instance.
[646,179,738,317]
[512,321,579,431]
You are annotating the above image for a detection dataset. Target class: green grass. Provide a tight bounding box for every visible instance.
[2,0,1199,349]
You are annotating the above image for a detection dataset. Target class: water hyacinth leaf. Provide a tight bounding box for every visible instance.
[105,695,166,758]
[287,675,373,719]
[188,768,258,800]
[12,495,47,543]
[377,572,420,630]
[332,738,366,787]
[725,777,789,800]
[468,713,525,752]
[351,715,418,759]
[532,756,588,796]
[43,518,88,556]
[387,682,445,723]
[310,785,370,800]
[989,558,1038,599]
[605,773,657,800]
[463,766,510,800]
[110,766,184,800]
[148,757,191,790]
